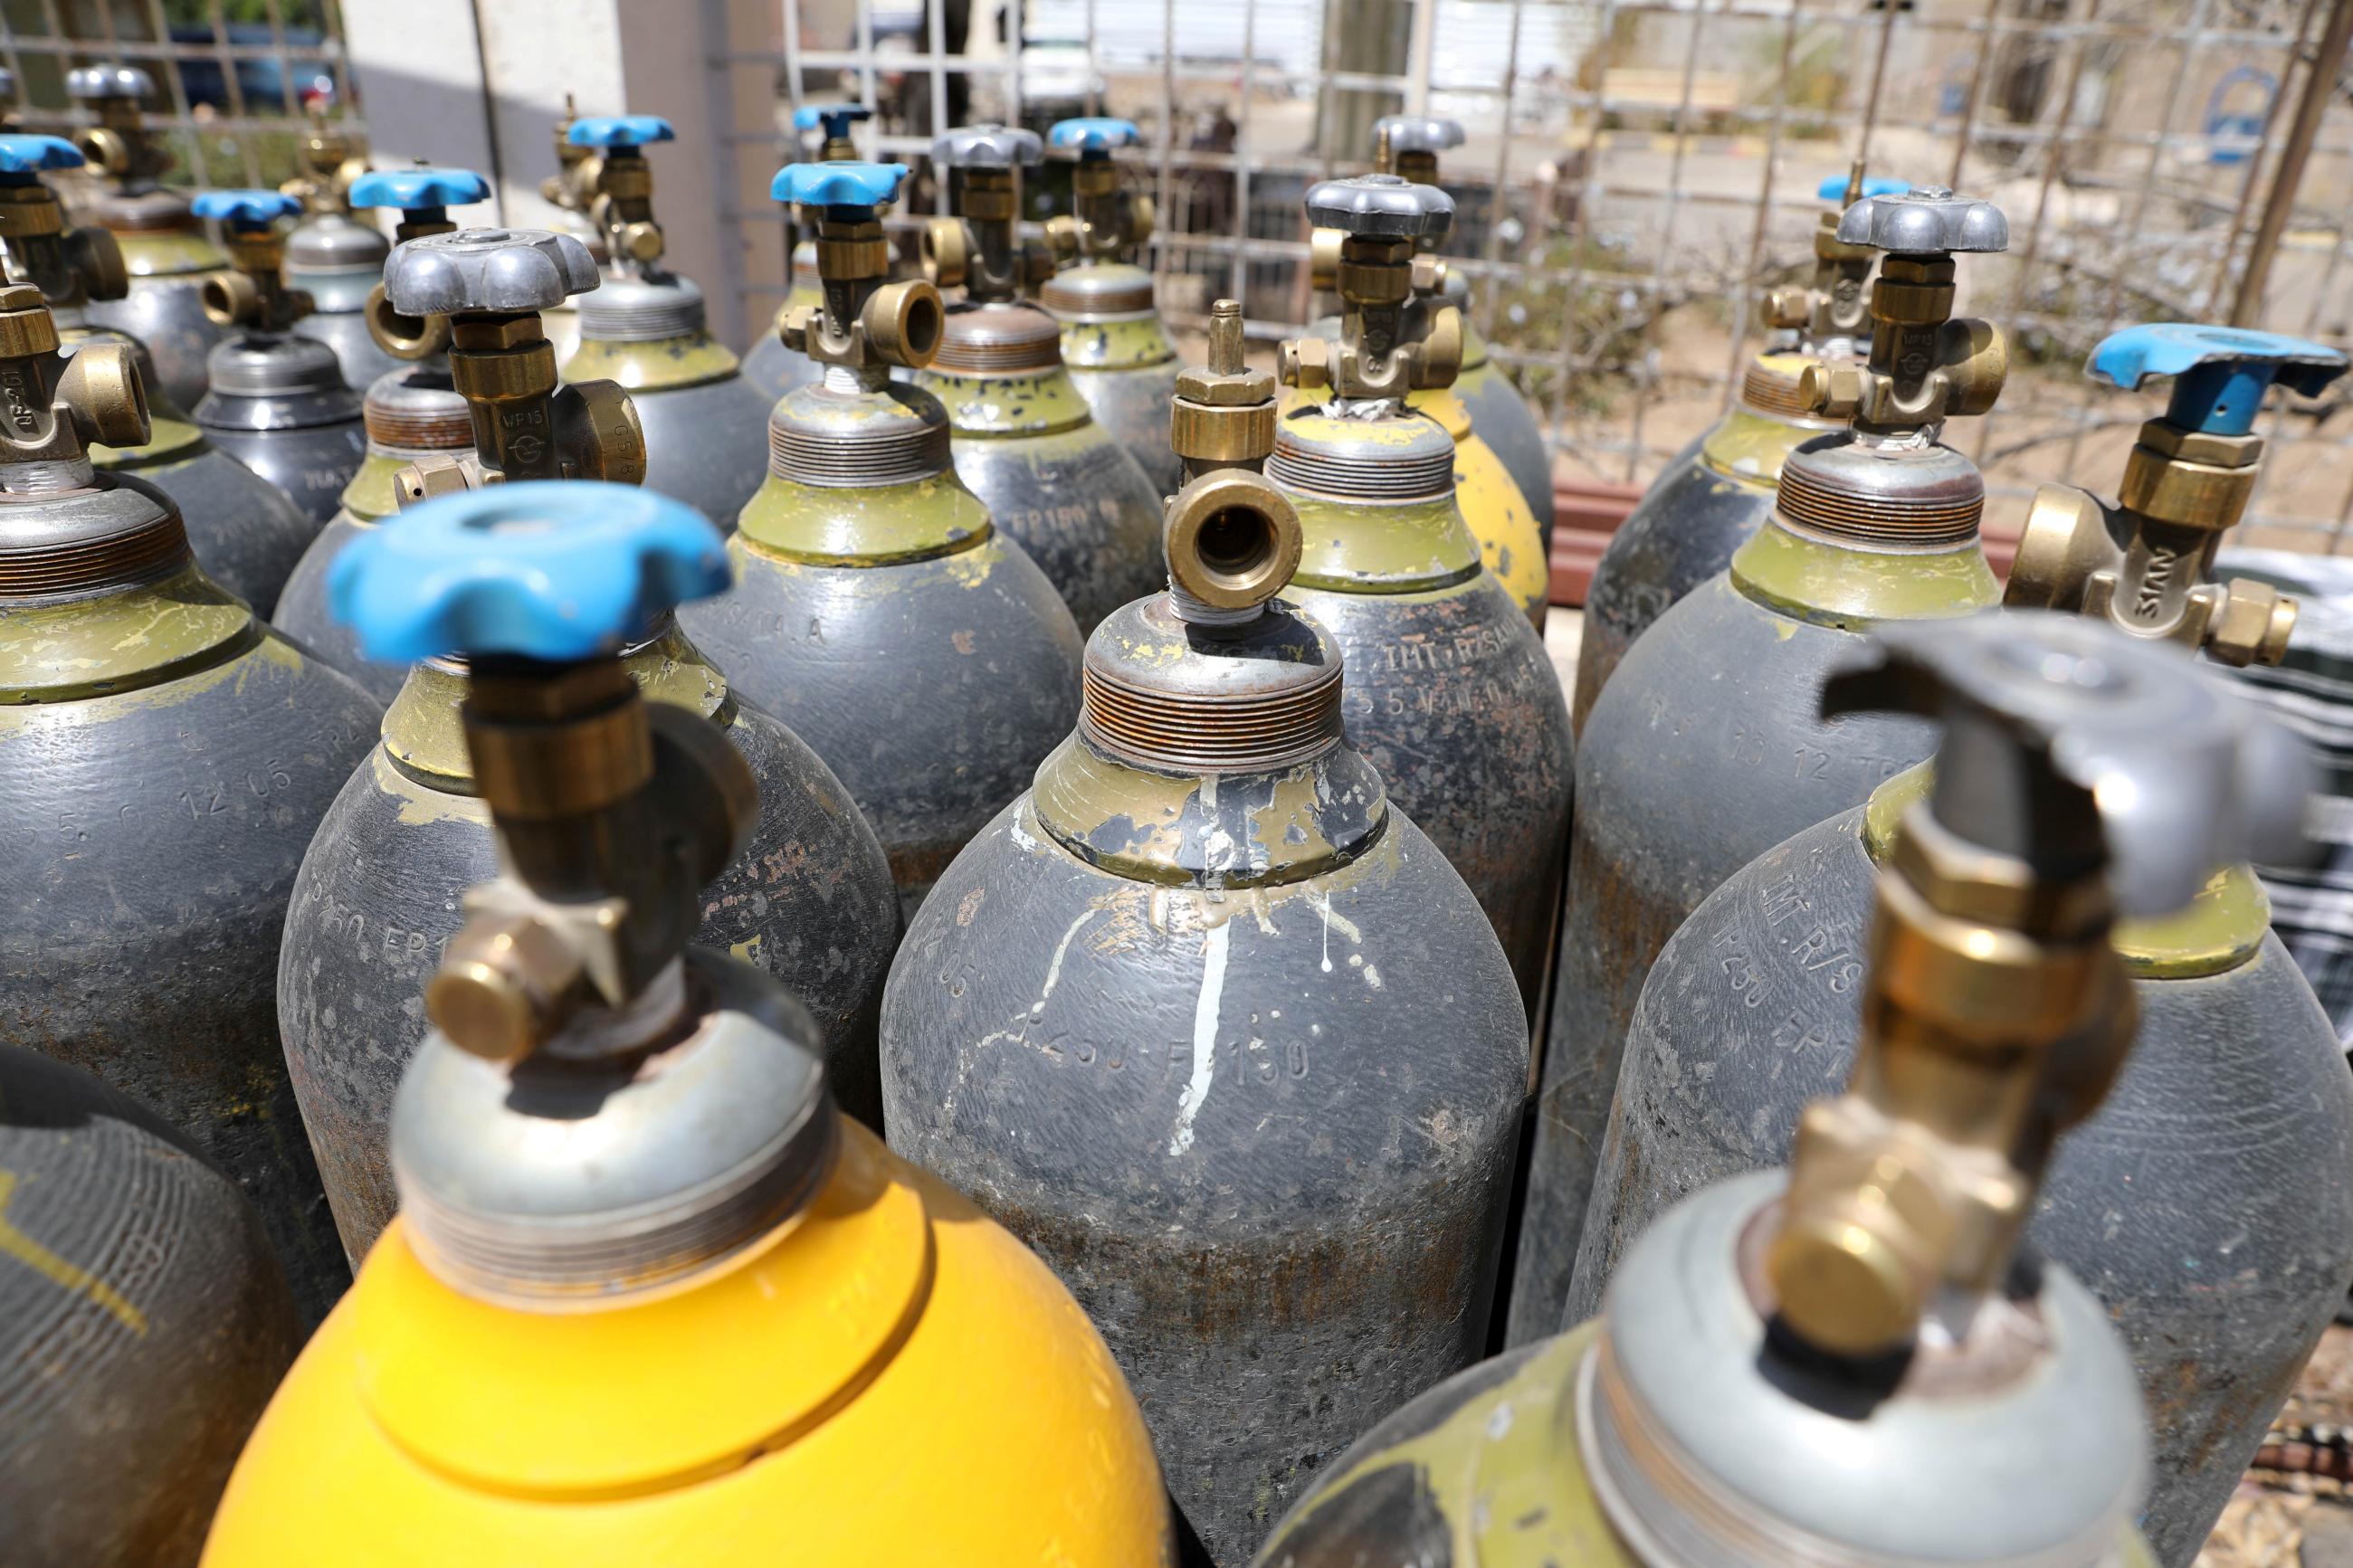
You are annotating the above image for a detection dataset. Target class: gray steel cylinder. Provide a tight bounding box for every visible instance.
[194,332,367,529]
[1041,262,1183,498]
[0,1045,300,1568]
[1572,800,2353,1568]
[286,210,403,392]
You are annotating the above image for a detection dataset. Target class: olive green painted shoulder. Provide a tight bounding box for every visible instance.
[562,330,742,393]
[1729,519,1998,631]
[1261,1323,1636,1568]
[1700,404,1831,492]
[90,409,208,467]
[737,469,994,565]
[382,622,731,792]
[1283,486,1482,594]
[338,450,415,525]
[116,227,228,276]
[916,365,1095,438]
[1060,311,1176,372]
[1866,761,2264,976]
[0,565,256,702]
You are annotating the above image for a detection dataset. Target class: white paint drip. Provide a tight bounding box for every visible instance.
[1033,908,1099,1015]
[1168,920,1231,1157]
[1310,889,1361,974]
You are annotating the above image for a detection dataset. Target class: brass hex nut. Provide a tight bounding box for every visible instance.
[557,379,647,487]
[1279,336,1330,392]
[777,302,821,355]
[394,453,477,508]
[1763,286,1810,331]
[1801,360,1866,421]
[57,340,148,451]
[426,914,586,1064]
[2210,578,2299,669]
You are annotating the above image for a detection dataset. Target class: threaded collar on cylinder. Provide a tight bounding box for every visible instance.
[930,299,1063,375]
[1741,352,1819,422]
[203,331,357,403]
[0,478,191,600]
[576,271,709,342]
[1269,406,1456,501]
[1775,432,1983,549]
[364,361,472,451]
[1041,261,1156,320]
[1080,593,1344,774]
[767,381,953,488]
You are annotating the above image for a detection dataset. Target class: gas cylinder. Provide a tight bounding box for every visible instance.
[0,133,314,617]
[1260,613,2291,1568]
[534,95,608,366]
[0,282,380,1321]
[1505,186,2010,1345]
[205,481,1176,1567]
[1039,117,1183,499]
[273,166,492,695]
[189,190,367,544]
[915,123,1164,632]
[1572,165,1905,736]
[278,226,899,1265]
[0,1045,299,1568]
[741,102,868,405]
[1266,173,1571,1019]
[681,160,1081,916]
[883,306,1526,1563]
[281,108,402,393]
[558,114,771,525]
[67,65,229,412]
[1576,327,2353,1568]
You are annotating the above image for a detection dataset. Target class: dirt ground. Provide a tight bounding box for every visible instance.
[2201,1326,2353,1565]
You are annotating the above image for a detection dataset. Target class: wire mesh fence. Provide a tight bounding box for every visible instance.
[710,0,2353,551]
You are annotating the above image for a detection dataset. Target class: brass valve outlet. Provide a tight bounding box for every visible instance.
[781,214,943,374]
[281,109,369,215]
[1280,175,1460,404]
[404,310,644,493]
[203,227,312,332]
[1767,159,1883,348]
[1164,303,1303,632]
[0,177,127,310]
[428,656,757,1063]
[68,69,171,194]
[590,151,666,272]
[0,283,149,470]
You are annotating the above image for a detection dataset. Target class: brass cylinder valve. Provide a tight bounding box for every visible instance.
[192,189,312,332]
[1769,614,2308,1358]
[1044,118,1152,267]
[65,65,169,194]
[1763,160,1907,355]
[1166,299,1300,630]
[329,482,754,1065]
[1797,186,2009,436]
[771,161,942,379]
[539,94,601,226]
[377,228,645,499]
[794,100,872,165]
[922,124,1054,304]
[0,135,127,310]
[352,166,492,364]
[1307,117,1460,301]
[566,114,676,275]
[281,101,370,217]
[2006,324,2345,668]
[1278,174,1460,404]
[0,281,150,476]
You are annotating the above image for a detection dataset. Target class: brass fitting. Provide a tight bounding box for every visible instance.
[204,227,311,332]
[395,309,644,496]
[786,206,944,375]
[427,660,757,1063]
[70,72,171,194]
[590,150,666,271]
[1279,176,1460,404]
[0,176,127,310]
[1173,299,1278,469]
[1308,227,1342,294]
[366,282,452,362]
[1799,260,2006,431]
[927,165,1053,304]
[1165,299,1301,629]
[0,282,150,471]
[281,108,369,215]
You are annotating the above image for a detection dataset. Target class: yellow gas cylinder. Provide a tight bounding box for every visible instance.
[201,480,1174,1568]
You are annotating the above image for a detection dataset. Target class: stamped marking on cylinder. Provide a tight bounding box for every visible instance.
[0,1170,148,1335]
[1168,920,1231,1156]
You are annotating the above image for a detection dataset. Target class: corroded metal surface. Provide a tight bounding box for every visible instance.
[0,620,381,1322]
[278,648,900,1262]
[0,1044,299,1568]
[1508,571,1964,1347]
[1574,806,2353,1568]
[883,791,1526,1563]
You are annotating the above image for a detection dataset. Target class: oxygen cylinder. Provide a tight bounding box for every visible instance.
[1266,172,1572,1020]
[915,123,1165,632]
[558,115,771,527]
[741,102,867,405]
[1506,186,2010,1345]
[1577,325,2353,1567]
[202,482,1176,1567]
[273,166,492,695]
[1571,166,1904,736]
[0,282,380,1320]
[277,228,899,1265]
[281,109,402,393]
[189,190,367,541]
[681,161,1081,916]
[0,133,314,617]
[884,299,1527,1563]
[1298,122,1548,628]
[0,1045,299,1568]
[1039,117,1183,499]
[1262,613,2297,1568]
[67,65,230,411]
